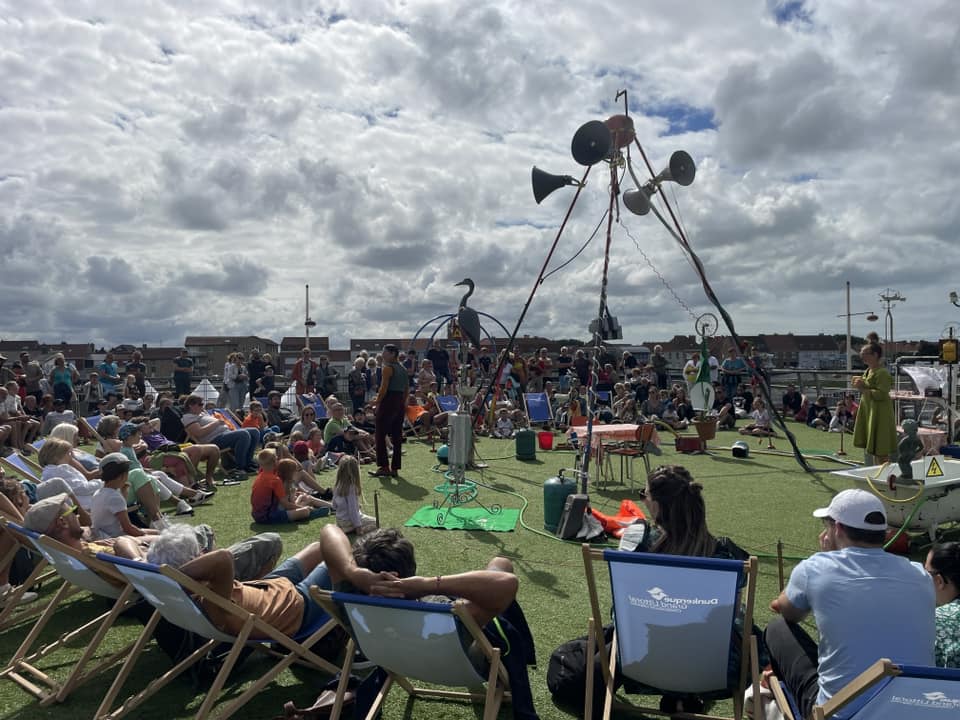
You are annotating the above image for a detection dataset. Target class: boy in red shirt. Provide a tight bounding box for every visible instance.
[250,449,325,524]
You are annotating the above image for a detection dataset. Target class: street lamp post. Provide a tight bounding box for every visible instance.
[878,289,907,351]
[304,284,317,349]
[838,281,878,373]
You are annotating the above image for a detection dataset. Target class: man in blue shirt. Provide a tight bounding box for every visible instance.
[764,489,934,719]
[98,352,121,397]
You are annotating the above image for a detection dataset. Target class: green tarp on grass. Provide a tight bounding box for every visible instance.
[405,506,519,532]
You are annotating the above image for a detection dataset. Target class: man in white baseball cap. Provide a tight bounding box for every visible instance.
[764,489,935,719]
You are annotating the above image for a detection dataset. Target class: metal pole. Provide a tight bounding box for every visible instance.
[305,285,310,347]
[846,281,852,374]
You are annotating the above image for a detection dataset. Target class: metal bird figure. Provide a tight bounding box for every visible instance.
[454,278,482,349]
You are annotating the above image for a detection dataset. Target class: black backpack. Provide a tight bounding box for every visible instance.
[546,623,615,717]
[160,404,186,444]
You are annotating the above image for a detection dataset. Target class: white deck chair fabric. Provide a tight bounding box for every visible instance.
[311,588,511,720]
[0,524,137,704]
[95,553,339,720]
[340,594,486,687]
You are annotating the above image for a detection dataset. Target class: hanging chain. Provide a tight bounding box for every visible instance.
[618,219,699,323]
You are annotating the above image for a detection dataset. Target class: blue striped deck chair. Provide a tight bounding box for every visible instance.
[523,392,553,427]
[771,659,960,720]
[582,546,759,720]
[0,523,138,705]
[435,395,460,413]
[0,453,40,483]
[310,588,511,720]
[94,553,340,720]
[31,438,45,451]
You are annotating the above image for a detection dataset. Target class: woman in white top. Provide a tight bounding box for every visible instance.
[37,438,102,510]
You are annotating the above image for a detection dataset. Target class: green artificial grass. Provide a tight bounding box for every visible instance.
[0,424,890,719]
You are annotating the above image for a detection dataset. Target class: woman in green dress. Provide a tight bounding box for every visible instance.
[851,340,897,462]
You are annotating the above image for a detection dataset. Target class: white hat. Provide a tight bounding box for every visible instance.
[812,489,887,530]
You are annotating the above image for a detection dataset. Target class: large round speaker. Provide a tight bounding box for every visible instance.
[605,114,635,149]
[571,120,611,166]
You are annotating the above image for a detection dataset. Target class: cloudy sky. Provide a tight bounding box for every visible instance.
[2,0,957,350]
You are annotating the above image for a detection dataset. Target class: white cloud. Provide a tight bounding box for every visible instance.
[0,0,956,351]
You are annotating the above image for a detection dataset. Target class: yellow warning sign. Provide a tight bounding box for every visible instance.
[926,457,944,478]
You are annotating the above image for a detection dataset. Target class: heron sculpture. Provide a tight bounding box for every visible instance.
[455,278,482,349]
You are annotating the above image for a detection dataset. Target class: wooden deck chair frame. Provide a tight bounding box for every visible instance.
[770,658,960,720]
[79,415,105,444]
[523,392,554,428]
[310,587,511,720]
[402,412,430,443]
[94,553,340,720]
[582,545,760,720]
[0,452,41,482]
[0,525,138,705]
[0,518,65,631]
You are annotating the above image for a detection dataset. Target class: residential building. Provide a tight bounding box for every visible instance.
[184,336,279,379]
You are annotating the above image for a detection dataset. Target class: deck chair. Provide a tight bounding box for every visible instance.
[310,588,511,720]
[208,408,241,430]
[582,546,760,720]
[771,659,960,720]
[0,452,40,483]
[94,553,340,720]
[298,396,328,420]
[435,395,460,413]
[0,519,62,631]
[79,415,105,443]
[0,525,138,704]
[523,392,553,428]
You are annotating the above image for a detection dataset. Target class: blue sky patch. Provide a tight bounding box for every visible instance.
[772,0,812,26]
[644,102,717,135]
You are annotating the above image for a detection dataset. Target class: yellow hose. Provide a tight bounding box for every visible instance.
[864,463,925,504]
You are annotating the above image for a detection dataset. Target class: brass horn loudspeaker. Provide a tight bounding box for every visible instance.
[623,150,697,216]
[571,120,612,166]
[655,150,696,186]
[531,167,578,205]
[622,187,653,216]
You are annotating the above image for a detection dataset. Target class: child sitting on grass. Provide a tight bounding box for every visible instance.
[493,408,515,439]
[250,449,327,524]
[264,441,331,497]
[739,398,774,437]
[332,456,377,535]
[277,458,331,514]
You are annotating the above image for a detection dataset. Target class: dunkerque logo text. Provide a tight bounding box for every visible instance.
[625,587,720,613]
[890,691,960,708]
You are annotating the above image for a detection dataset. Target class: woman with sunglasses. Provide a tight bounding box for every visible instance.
[926,542,960,668]
[291,405,319,437]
